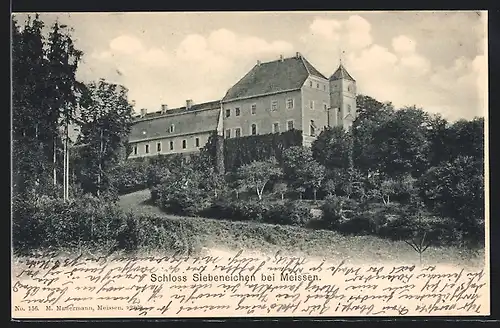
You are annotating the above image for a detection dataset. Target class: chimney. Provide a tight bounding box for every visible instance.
[279,54,284,62]
[161,104,169,114]
[140,108,147,117]
[186,99,194,110]
[257,60,261,66]
[296,52,301,59]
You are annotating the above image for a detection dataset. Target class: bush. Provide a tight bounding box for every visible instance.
[157,186,213,217]
[12,194,201,254]
[265,201,313,227]
[12,194,126,252]
[202,198,272,222]
[321,196,360,229]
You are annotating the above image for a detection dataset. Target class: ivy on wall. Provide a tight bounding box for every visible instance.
[203,129,303,172]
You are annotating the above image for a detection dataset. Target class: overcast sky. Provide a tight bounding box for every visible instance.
[13,11,487,121]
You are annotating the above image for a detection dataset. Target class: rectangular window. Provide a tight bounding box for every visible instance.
[309,80,312,87]
[251,104,256,115]
[225,129,231,139]
[287,120,294,131]
[170,141,174,150]
[182,140,187,149]
[310,120,317,136]
[169,124,175,133]
[157,142,162,152]
[316,83,320,89]
[323,85,326,91]
[271,100,278,111]
[235,107,240,116]
[225,109,231,118]
[145,144,149,154]
[235,128,241,138]
[286,98,294,109]
[324,103,328,110]
[347,104,352,113]
[272,122,280,134]
[251,123,257,135]
[310,100,315,110]
[195,137,200,147]
[133,145,137,155]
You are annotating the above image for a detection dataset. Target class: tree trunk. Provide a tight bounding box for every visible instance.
[53,137,57,186]
[64,120,69,201]
[281,193,284,200]
[97,128,103,197]
[63,126,67,201]
[313,189,317,201]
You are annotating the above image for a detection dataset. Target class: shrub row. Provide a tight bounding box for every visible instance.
[320,196,483,247]
[152,182,314,228]
[201,199,313,227]
[11,195,198,254]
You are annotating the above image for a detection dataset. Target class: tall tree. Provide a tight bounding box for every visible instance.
[12,15,85,198]
[372,106,431,178]
[311,126,353,170]
[449,117,484,164]
[45,20,84,191]
[76,79,134,197]
[282,146,325,200]
[12,15,51,196]
[426,113,453,167]
[352,95,394,174]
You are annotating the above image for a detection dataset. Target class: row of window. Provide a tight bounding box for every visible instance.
[308,80,355,92]
[224,119,318,138]
[133,137,200,155]
[308,79,328,91]
[225,99,295,118]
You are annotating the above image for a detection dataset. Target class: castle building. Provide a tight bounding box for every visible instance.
[128,52,357,159]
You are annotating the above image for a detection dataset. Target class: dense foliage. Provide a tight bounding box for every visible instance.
[12,15,134,202]
[202,129,303,172]
[12,15,485,252]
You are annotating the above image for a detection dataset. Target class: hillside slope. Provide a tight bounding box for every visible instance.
[119,189,485,267]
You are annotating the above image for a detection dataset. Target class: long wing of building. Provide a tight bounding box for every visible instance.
[128,52,357,158]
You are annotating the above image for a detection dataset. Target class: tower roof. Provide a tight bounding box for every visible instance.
[329,64,356,82]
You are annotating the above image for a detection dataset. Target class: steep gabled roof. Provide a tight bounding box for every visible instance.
[301,56,327,80]
[129,101,221,142]
[222,55,327,102]
[329,64,356,82]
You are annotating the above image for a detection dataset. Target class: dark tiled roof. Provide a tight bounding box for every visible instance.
[301,56,327,80]
[329,64,356,82]
[129,101,221,142]
[134,100,221,120]
[222,55,327,102]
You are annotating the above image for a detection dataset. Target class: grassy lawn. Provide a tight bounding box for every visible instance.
[118,189,485,268]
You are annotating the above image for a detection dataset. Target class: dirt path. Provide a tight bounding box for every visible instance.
[118,189,166,216]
